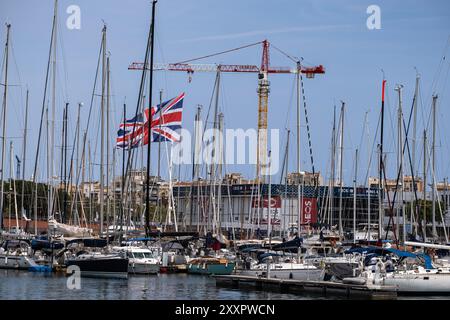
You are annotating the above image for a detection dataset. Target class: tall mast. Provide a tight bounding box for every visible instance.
[283,130,290,238]
[100,24,106,235]
[353,149,358,244]
[338,101,345,236]
[49,0,58,222]
[0,23,11,230]
[379,79,387,239]
[63,103,69,222]
[31,0,57,234]
[120,103,126,232]
[296,62,301,179]
[106,55,111,242]
[145,0,157,237]
[190,105,201,230]
[157,89,162,179]
[395,84,405,244]
[217,112,224,233]
[329,105,336,227]
[431,94,438,239]
[156,90,162,228]
[364,111,372,242]
[412,73,419,236]
[21,89,29,220]
[423,130,428,241]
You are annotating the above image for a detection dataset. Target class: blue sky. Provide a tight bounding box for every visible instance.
[1,0,450,186]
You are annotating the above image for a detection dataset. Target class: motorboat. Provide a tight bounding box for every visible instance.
[112,246,160,275]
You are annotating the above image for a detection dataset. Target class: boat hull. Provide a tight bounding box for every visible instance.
[66,257,129,279]
[128,262,160,275]
[0,255,34,270]
[383,273,450,294]
[239,268,324,281]
[188,262,235,275]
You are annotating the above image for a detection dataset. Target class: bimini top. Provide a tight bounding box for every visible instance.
[345,246,433,269]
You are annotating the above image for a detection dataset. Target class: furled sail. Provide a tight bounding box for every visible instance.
[48,219,92,237]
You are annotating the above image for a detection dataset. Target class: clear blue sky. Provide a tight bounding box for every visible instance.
[1,0,450,186]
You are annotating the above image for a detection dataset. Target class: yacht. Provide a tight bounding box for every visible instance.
[112,246,160,274]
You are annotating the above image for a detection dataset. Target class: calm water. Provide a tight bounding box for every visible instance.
[0,270,446,300]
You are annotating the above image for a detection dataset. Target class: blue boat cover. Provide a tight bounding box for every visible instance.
[345,246,434,269]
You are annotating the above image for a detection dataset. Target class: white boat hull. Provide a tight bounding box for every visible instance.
[239,267,324,281]
[128,261,160,274]
[383,272,450,294]
[0,255,35,270]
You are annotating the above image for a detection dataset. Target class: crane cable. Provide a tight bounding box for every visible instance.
[174,41,263,65]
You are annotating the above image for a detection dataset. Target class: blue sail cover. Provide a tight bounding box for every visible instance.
[344,246,434,269]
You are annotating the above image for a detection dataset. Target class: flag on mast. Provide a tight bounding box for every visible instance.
[116,92,185,148]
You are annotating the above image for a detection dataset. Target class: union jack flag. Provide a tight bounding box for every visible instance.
[116,92,185,149]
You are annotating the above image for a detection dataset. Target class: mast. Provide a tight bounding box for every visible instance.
[145,0,157,237]
[0,23,11,230]
[353,149,358,244]
[191,105,201,231]
[268,151,272,239]
[266,149,272,279]
[217,112,224,233]
[423,130,428,241]
[49,0,58,223]
[412,73,419,236]
[379,79,387,239]
[157,89,162,229]
[100,24,106,235]
[157,89,162,179]
[21,89,29,220]
[338,101,345,236]
[9,142,15,230]
[59,105,65,220]
[106,55,111,242]
[63,103,69,222]
[395,84,405,244]
[364,111,372,242]
[329,106,336,227]
[283,130,290,238]
[431,94,438,240]
[31,0,57,234]
[296,62,301,182]
[120,103,126,233]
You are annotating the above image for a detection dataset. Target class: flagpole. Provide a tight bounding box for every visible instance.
[145,0,157,237]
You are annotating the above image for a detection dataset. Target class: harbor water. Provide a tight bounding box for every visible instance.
[0,270,447,300]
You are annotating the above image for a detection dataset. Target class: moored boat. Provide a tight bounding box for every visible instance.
[187,257,235,275]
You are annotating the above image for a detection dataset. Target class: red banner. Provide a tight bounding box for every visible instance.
[301,198,317,225]
[252,196,281,208]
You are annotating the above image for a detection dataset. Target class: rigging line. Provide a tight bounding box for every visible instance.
[364,110,381,185]
[8,34,25,126]
[31,7,57,191]
[270,43,299,64]
[57,16,70,102]
[424,35,450,114]
[174,41,263,65]
[72,29,104,193]
[122,19,152,196]
[198,73,219,181]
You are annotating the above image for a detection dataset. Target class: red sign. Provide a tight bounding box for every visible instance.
[301,198,317,224]
[252,196,281,208]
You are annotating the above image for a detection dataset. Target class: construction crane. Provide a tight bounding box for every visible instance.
[128,39,324,181]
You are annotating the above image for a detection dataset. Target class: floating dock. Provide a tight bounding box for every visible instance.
[214,275,397,299]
